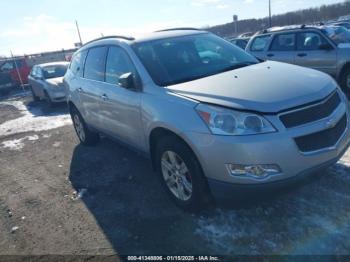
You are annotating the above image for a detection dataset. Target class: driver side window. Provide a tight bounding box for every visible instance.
[297,32,328,51]
[105,46,137,85]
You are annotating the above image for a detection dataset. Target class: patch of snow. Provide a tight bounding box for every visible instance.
[1,135,39,151]
[71,188,87,200]
[11,226,19,233]
[42,134,51,138]
[0,100,71,137]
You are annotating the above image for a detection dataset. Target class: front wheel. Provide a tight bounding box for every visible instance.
[44,91,53,107]
[70,107,100,146]
[30,86,40,101]
[155,136,212,212]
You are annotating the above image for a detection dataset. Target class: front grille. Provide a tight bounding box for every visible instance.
[294,114,347,153]
[280,91,341,128]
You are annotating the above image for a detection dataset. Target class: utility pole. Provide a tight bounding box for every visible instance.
[75,20,83,45]
[269,0,272,28]
[10,50,25,91]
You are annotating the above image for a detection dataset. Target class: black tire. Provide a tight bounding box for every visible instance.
[44,90,54,107]
[30,86,40,102]
[70,107,100,146]
[340,67,350,98]
[155,135,212,212]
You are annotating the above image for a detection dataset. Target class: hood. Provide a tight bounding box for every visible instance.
[167,61,336,113]
[46,77,64,86]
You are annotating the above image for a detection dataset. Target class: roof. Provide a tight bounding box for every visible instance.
[80,29,208,49]
[254,24,326,36]
[37,61,70,67]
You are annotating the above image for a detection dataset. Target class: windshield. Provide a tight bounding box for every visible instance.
[42,64,68,79]
[132,33,258,86]
[323,26,350,44]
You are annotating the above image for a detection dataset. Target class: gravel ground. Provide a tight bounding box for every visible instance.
[1,92,350,255]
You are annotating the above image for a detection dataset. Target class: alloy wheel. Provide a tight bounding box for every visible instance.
[73,114,85,142]
[161,150,193,201]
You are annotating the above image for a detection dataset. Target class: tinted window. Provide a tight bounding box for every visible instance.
[42,64,68,79]
[30,66,37,77]
[133,33,258,86]
[297,32,328,50]
[251,35,271,51]
[70,50,87,77]
[270,33,296,51]
[84,47,107,81]
[1,62,14,71]
[105,46,137,85]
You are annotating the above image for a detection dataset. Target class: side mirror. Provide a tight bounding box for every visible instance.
[118,72,140,90]
[319,43,333,50]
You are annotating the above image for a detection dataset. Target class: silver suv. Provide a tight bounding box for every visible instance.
[64,29,350,211]
[246,25,350,95]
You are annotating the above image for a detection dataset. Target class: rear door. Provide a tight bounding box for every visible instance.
[79,46,108,129]
[98,46,143,148]
[266,32,297,64]
[295,31,337,76]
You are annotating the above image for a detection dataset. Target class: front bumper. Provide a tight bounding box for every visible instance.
[207,140,349,201]
[47,89,66,102]
[183,94,350,195]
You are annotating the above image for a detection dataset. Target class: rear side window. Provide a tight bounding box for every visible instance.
[270,33,296,51]
[250,35,271,51]
[70,50,87,77]
[105,46,137,85]
[84,47,107,81]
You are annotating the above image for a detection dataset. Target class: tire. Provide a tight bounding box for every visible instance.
[340,67,350,98]
[70,107,100,146]
[30,86,40,102]
[155,135,212,212]
[44,91,54,107]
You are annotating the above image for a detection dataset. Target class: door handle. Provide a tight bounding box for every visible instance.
[101,94,108,101]
[267,53,274,57]
[297,53,307,57]
[77,87,83,92]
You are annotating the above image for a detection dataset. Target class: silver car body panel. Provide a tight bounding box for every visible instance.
[65,32,350,188]
[246,28,349,80]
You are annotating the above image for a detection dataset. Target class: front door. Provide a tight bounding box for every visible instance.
[98,46,144,149]
[295,31,337,77]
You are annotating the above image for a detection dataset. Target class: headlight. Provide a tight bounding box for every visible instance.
[196,103,276,136]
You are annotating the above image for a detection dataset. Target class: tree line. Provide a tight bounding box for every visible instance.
[208,0,350,37]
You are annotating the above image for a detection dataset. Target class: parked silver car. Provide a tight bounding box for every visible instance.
[246,25,350,95]
[28,62,69,105]
[65,29,350,211]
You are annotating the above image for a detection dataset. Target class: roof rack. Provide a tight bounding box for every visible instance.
[155,27,201,32]
[82,35,135,46]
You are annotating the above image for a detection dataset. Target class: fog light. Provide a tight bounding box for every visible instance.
[226,164,281,179]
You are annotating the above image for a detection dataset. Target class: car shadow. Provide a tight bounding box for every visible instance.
[68,137,350,255]
[25,100,69,117]
[68,138,212,254]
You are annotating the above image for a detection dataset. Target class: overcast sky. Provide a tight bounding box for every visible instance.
[0,0,345,56]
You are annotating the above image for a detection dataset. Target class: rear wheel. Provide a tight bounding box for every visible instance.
[155,136,212,212]
[340,67,350,98]
[70,107,100,146]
